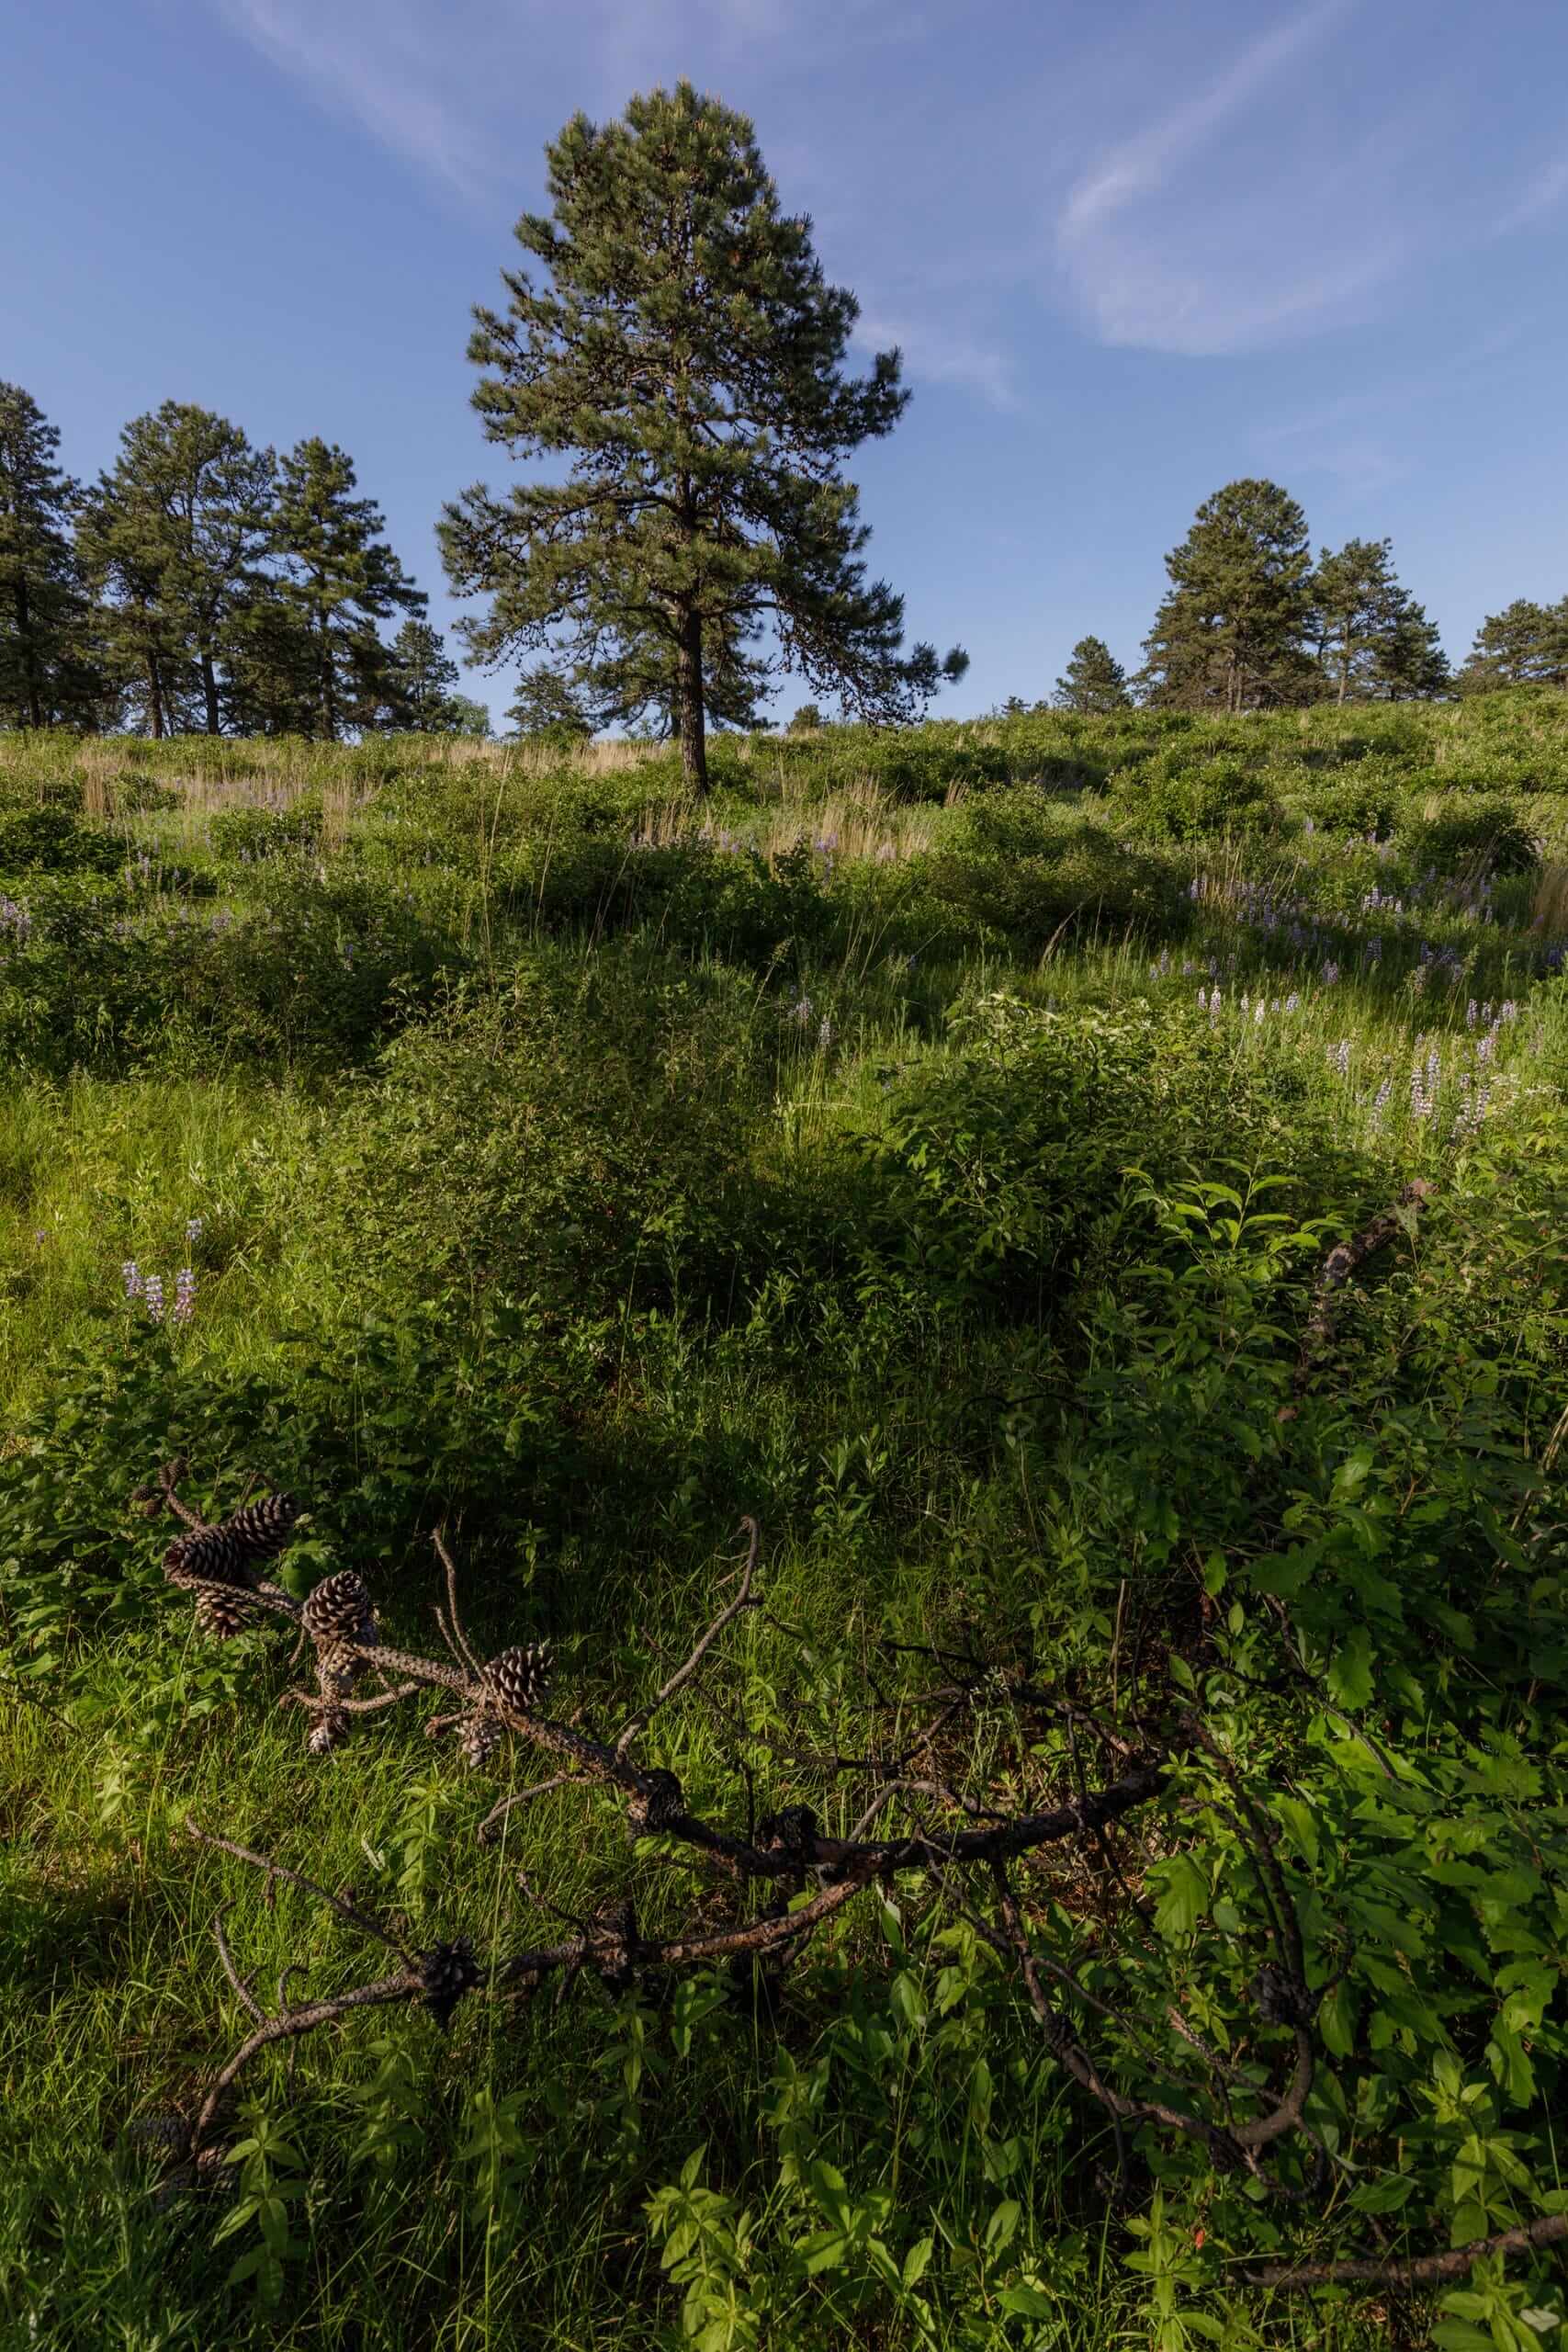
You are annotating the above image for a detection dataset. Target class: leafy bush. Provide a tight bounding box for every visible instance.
[0,807,124,876]
[921,797,1188,949]
[1291,766,1404,837]
[1400,795,1540,875]
[1110,753,1282,841]
[209,800,324,861]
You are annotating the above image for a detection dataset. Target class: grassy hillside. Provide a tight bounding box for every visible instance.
[2,696,1566,2349]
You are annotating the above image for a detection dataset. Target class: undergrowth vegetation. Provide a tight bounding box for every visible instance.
[2,695,1566,2350]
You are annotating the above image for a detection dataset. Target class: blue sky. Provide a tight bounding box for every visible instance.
[5,0,1566,726]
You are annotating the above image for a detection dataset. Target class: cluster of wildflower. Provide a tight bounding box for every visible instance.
[1328,1040,1351,1080]
[121,1258,197,1326]
[0,895,33,946]
[1409,1046,1442,1121]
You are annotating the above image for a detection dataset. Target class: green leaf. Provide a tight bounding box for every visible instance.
[1153,1853,1210,1939]
[1327,1624,1375,1713]
[998,2286,1056,2318]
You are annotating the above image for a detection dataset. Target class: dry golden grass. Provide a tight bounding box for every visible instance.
[1530,861,1568,934]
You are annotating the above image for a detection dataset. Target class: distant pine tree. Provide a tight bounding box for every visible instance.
[0,383,106,729]
[1311,537,1448,703]
[381,618,462,729]
[441,81,965,793]
[1054,637,1131,713]
[507,666,594,744]
[1140,481,1317,712]
[79,403,276,735]
[270,439,424,740]
[1459,597,1568,693]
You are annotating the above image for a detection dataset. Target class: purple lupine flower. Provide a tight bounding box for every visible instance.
[1330,1040,1350,1079]
[1209,989,1222,1022]
[1321,960,1340,986]
[143,1274,165,1324]
[1285,992,1301,1013]
[185,1216,204,1245]
[818,1017,835,1050]
[121,1261,143,1299]
[1254,999,1267,1024]
[1370,1078,1392,1125]
[173,1268,196,1325]
[1197,988,1208,1012]
[1500,1000,1517,1023]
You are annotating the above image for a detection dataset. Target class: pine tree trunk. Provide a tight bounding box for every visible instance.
[675,604,707,794]
[201,649,221,734]
[16,578,42,729]
[147,650,165,741]
[319,610,337,743]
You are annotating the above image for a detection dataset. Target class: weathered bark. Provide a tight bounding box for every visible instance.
[15,576,42,728]
[675,602,707,793]
[200,647,221,734]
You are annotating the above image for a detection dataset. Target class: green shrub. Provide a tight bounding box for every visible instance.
[0,807,123,876]
[1400,795,1539,875]
[1109,753,1282,841]
[922,795,1188,949]
[210,800,323,861]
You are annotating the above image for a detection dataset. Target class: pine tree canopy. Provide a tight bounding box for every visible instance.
[508,665,595,743]
[271,437,425,741]
[80,401,276,736]
[382,617,462,729]
[1311,537,1449,703]
[440,81,966,790]
[1460,596,1568,692]
[0,381,104,729]
[1054,635,1131,713]
[1140,480,1317,713]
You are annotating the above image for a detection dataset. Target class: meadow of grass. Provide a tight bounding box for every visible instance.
[2,696,1566,2349]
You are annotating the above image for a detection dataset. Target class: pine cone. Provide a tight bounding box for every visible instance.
[420,1937,480,2030]
[195,1587,254,1641]
[590,1899,637,1993]
[1252,1963,1315,2028]
[301,1569,376,1647]
[627,1769,685,1833]
[220,1494,299,1562]
[756,1804,819,1860]
[164,1525,249,1589]
[484,1644,550,1715]
[307,1707,350,1757]
[457,1714,501,1771]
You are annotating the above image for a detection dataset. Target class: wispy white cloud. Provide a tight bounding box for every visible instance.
[855,313,1022,412]
[1053,0,1420,356]
[220,0,493,198]
[1495,149,1568,233]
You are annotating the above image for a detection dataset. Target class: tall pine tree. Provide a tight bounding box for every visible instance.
[1311,537,1448,703]
[270,438,424,740]
[1054,636,1131,712]
[0,383,104,729]
[80,403,275,735]
[1140,481,1316,712]
[441,82,965,792]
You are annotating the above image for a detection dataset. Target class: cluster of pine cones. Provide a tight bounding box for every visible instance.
[162,1494,299,1640]
[455,1644,551,1769]
[300,1568,379,1755]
